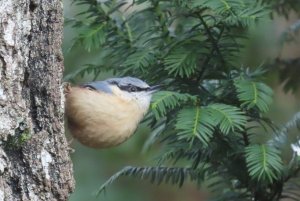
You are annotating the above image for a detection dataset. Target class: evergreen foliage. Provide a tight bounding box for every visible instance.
[234,79,273,112]
[66,0,300,200]
[245,144,283,183]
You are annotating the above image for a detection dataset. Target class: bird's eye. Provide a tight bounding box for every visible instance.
[129,86,137,92]
[110,81,118,85]
[83,86,96,91]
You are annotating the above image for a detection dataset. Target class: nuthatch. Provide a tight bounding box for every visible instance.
[65,77,159,149]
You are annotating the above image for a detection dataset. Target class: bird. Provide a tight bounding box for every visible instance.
[64,77,159,149]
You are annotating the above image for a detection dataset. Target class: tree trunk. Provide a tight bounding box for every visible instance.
[0,0,74,200]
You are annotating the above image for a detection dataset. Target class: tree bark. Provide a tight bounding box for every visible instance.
[0,0,74,200]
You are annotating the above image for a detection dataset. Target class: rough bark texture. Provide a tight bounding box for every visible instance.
[0,0,74,200]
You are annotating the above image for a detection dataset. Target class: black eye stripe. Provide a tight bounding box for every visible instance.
[109,81,149,92]
[109,81,118,85]
[119,85,148,92]
[82,85,96,91]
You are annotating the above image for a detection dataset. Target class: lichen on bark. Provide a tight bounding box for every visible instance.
[0,0,74,200]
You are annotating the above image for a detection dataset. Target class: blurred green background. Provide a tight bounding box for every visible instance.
[62,1,300,200]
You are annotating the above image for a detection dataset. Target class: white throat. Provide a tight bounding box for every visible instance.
[110,86,152,114]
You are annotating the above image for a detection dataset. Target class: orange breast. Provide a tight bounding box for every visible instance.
[65,87,145,148]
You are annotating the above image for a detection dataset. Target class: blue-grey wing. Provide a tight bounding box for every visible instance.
[81,81,112,94]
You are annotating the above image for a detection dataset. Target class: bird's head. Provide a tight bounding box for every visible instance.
[82,77,159,111]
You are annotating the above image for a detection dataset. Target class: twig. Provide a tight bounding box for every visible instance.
[198,25,225,81]
[197,14,226,67]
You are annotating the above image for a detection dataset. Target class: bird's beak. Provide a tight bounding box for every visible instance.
[148,85,160,93]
